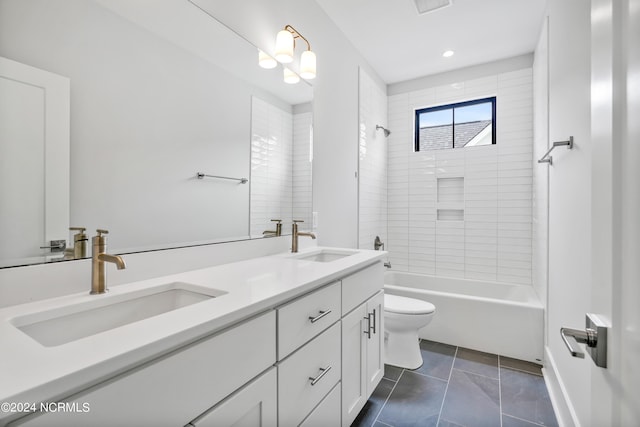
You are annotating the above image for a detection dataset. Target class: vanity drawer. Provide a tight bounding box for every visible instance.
[342,262,384,315]
[278,322,341,427]
[277,281,341,359]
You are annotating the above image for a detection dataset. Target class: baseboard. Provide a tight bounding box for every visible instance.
[542,346,581,427]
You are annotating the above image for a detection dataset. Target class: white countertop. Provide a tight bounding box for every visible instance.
[0,247,384,423]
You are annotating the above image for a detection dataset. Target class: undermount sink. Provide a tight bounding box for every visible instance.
[296,249,358,263]
[12,282,227,347]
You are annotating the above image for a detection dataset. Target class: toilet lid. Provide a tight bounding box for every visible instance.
[384,294,435,315]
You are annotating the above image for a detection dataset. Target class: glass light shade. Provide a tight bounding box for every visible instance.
[258,50,277,69]
[283,67,300,84]
[274,30,294,63]
[299,50,316,80]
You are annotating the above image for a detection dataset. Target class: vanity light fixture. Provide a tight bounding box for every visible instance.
[283,67,300,84]
[258,49,277,69]
[273,25,316,80]
[414,0,452,15]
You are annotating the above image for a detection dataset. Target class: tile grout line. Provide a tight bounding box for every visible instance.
[502,413,547,427]
[371,368,406,427]
[449,366,500,382]
[410,369,452,383]
[498,355,503,427]
[435,345,459,426]
[500,365,543,377]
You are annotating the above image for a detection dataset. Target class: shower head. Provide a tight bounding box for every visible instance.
[376,125,391,137]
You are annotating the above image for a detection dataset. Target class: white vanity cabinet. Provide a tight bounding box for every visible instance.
[341,269,384,427]
[11,311,276,427]
[6,256,385,427]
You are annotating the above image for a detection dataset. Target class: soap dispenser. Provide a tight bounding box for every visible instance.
[70,227,88,259]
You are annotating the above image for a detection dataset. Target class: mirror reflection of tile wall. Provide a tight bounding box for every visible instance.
[250,97,312,236]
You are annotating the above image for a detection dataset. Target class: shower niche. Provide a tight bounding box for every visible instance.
[436,177,464,221]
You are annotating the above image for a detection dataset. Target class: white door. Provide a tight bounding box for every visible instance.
[589,0,640,425]
[546,1,640,425]
[545,0,593,423]
[0,57,69,263]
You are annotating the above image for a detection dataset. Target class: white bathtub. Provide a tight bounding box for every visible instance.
[384,271,544,364]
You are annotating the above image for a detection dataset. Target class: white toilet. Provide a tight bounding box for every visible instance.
[383,294,436,369]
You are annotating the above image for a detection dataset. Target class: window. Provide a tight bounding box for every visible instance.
[414,97,496,151]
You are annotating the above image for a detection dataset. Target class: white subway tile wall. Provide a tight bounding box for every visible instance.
[387,68,533,284]
[250,97,312,236]
[358,69,388,250]
[293,112,313,227]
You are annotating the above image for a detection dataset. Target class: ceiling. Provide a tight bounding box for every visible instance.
[314,0,547,84]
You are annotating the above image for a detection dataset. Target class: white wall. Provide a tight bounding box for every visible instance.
[358,68,388,250]
[386,61,534,283]
[532,18,549,327]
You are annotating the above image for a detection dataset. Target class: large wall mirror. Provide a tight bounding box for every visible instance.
[0,0,313,268]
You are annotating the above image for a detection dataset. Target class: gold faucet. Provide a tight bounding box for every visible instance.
[64,227,88,260]
[263,219,282,237]
[91,229,126,295]
[292,220,316,253]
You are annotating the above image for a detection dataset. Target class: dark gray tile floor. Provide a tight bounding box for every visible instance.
[352,340,558,427]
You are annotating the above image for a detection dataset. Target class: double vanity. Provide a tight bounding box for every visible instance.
[0,247,386,426]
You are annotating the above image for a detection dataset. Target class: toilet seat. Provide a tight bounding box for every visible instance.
[384,294,435,315]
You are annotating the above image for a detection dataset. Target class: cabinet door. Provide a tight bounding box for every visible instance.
[365,290,384,394]
[189,368,277,427]
[341,302,368,427]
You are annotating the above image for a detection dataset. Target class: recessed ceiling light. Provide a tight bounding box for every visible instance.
[442,50,455,58]
[414,0,452,15]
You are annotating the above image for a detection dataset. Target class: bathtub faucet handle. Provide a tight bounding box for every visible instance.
[384,261,392,268]
[374,236,385,251]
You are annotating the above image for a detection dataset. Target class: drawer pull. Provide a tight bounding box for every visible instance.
[308,365,332,386]
[370,309,377,334]
[364,316,371,339]
[308,310,332,324]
